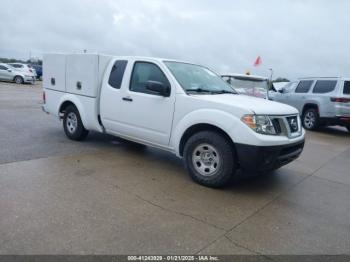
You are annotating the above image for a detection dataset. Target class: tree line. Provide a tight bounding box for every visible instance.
[0,57,42,65]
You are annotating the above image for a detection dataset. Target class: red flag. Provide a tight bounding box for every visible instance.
[254,56,262,67]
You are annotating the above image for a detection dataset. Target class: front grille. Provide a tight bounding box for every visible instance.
[269,114,301,138]
[271,118,282,134]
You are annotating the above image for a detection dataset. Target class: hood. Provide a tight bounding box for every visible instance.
[193,94,299,115]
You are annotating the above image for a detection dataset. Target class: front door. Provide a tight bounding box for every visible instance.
[101,59,175,148]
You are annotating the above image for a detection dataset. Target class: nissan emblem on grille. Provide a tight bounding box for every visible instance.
[288,117,298,132]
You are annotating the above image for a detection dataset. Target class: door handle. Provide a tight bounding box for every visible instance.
[122,97,133,102]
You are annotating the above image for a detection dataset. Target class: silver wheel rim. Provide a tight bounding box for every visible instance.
[192,143,220,176]
[66,112,78,134]
[304,111,316,129]
[15,77,21,84]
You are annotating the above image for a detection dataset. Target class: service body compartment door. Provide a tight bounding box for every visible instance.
[43,54,66,92]
[66,54,99,97]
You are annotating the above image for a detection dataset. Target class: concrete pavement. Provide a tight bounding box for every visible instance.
[0,82,350,254]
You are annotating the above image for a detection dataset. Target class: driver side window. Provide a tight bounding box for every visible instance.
[130,62,170,95]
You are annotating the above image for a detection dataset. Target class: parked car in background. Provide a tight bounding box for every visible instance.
[8,63,37,78]
[270,77,350,132]
[0,63,35,84]
[31,64,42,80]
[221,73,269,99]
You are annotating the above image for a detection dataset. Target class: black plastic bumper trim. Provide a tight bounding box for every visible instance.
[235,139,305,172]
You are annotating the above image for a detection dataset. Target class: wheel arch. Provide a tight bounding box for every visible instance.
[178,123,236,157]
[59,100,76,115]
[57,96,88,129]
[13,75,24,82]
[172,109,252,157]
[302,103,319,115]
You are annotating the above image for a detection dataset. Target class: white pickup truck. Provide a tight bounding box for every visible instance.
[42,54,305,187]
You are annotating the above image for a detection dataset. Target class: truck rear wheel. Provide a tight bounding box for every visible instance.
[302,108,319,130]
[183,131,236,188]
[63,105,89,141]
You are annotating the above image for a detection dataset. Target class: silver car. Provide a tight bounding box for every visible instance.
[269,77,350,132]
[8,63,37,78]
[0,63,35,84]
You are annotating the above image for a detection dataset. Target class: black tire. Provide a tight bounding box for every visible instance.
[302,108,319,130]
[183,131,236,188]
[63,105,89,141]
[14,76,24,84]
[346,126,350,133]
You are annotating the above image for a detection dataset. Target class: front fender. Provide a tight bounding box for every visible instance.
[171,109,242,156]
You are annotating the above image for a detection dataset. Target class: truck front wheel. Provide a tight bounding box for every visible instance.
[183,131,236,188]
[63,105,89,141]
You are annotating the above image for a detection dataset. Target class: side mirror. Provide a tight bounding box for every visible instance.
[279,88,285,93]
[146,81,170,97]
[7,69,12,72]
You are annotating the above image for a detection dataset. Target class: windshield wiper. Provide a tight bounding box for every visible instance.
[210,90,237,94]
[186,88,237,95]
[186,88,215,94]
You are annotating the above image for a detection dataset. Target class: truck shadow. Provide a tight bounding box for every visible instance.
[84,132,295,194]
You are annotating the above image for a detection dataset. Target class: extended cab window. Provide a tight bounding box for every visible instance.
[312,80,337,93]
[343,81,350,95]
[0,65,7,70]
[130,62,170,95]
[295,80,313,93]
[108,60,127,89]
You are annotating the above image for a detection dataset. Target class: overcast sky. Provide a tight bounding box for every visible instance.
[0,0,349,79]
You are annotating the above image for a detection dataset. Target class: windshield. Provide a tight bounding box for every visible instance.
[165,61,236,94]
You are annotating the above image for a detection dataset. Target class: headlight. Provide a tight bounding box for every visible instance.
[241,114,277,135]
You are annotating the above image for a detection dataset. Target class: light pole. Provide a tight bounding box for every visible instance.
[267,68,273,100]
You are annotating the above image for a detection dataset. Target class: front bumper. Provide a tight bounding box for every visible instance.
[235,139,305,172]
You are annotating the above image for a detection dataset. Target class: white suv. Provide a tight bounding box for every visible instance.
[270,77,350,132]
